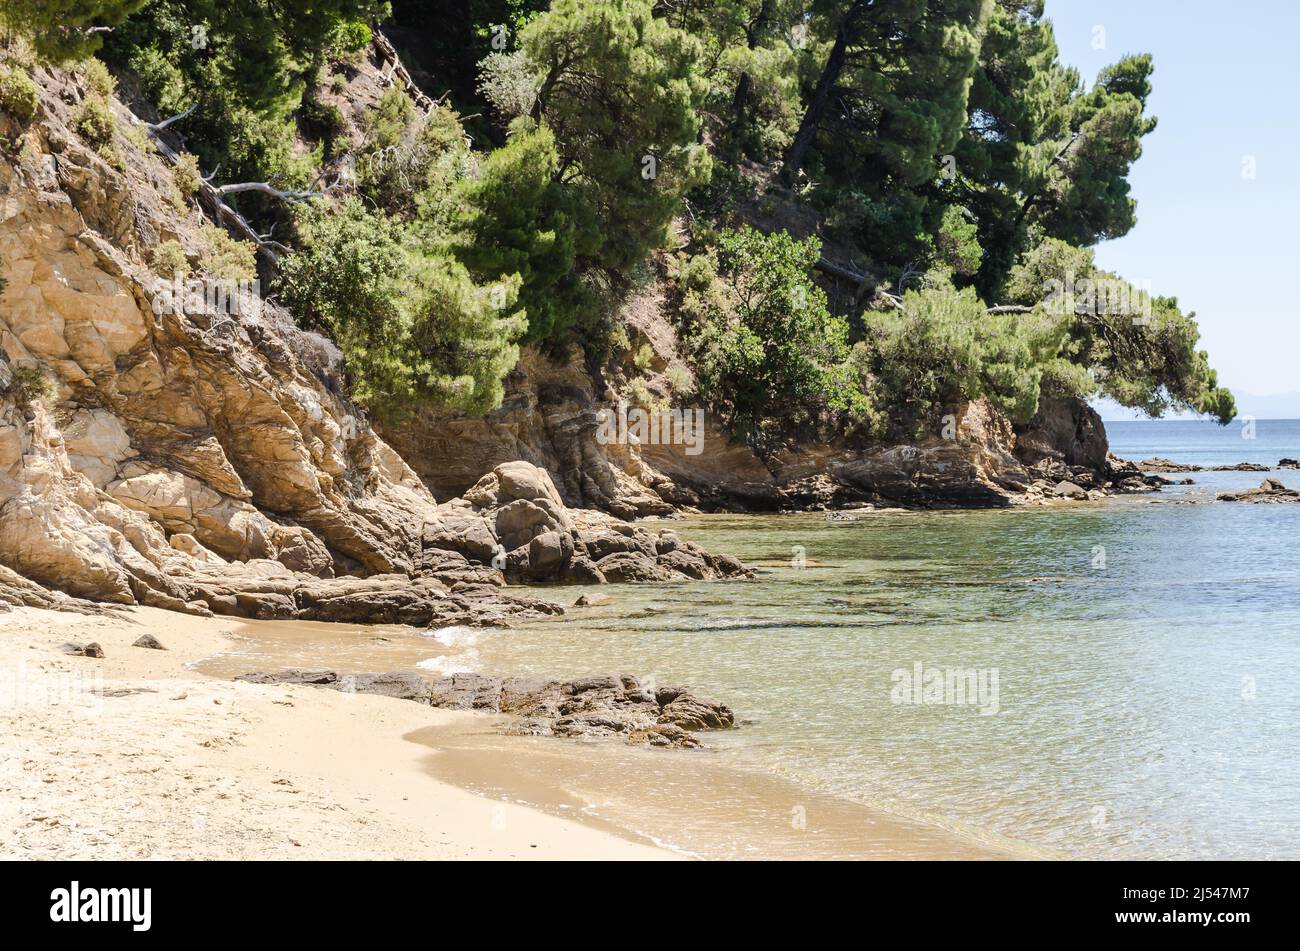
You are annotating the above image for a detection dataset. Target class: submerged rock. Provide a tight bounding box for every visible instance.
[234,667,736,749]
[1217,479,1300,503]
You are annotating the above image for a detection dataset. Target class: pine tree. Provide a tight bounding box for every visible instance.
[522,0,712,276]
[451,121,583,343]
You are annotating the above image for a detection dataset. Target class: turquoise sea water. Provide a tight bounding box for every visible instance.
[1106,417,1300,469]
[437,421,1300,859]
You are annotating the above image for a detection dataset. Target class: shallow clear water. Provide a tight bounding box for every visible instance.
[424,423,1300,859]
[200,422,1300,858]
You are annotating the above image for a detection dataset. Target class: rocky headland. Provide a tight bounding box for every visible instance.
[1,57,1160,633]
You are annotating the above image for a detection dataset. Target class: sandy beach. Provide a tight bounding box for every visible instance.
[1,604,1022,860]
[0,606,675,860]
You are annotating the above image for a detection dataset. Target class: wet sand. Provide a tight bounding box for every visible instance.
[198,613,1026,859]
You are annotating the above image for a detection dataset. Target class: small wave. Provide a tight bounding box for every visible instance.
[416,653,480,675]
[424,625,480,647]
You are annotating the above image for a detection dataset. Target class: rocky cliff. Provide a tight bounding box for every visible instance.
[387,305,1135,515]
[0,63,744,621]
[1,56,1138,623]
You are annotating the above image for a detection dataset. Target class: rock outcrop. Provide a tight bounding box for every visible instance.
[0,66,747,621]
[423,461,747,584]
[235,668,736,749]
[388,312,1149,513]
[1217,478,1300,503]
[1141,458,1270,473]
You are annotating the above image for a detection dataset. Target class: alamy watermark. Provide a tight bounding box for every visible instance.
[153,273,260,318]
[0,662,104,712]
[595,399,705,456]
[50,882,151,931]
[890,662,1000,715]
[1044,273,1152,325]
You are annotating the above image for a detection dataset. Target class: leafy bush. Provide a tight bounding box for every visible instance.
[625,376,654,409]
[366,86,413,151]
[0,67,38,122]
[152,240,190,279]
[4,365,55,411]
[198,226,256,281]
[477,50,539,122]
[74,96,115,146]
[172,152,202,198]
[1,0,145,62]
[450,121,582,343]
[521,0,711,276]
[83,58,116,98]
[633,343,655,371]
[685,226,859,449]
[277,198,525,414]
[360,101,472,221]
[1006,238,1236,422]
[858,288,1068,437]
[607,325,631,355]
[664,365,692,395]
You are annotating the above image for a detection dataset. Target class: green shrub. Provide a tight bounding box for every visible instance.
[607,326,632,354]
[74,96,115,146]
[330,21,372,59]
[198,226,256,281]
[674,252,716,296]
[686,226,859,449]
[4,365,55,411]
[664,365,692,395]
[858,288,1067,437]
[450,121,583,343]
[152,240,190,279]
[0,68,38,122]
[633,343,655,371]
[172,152,201,197]
[625,376,654,409]
[82,58,116,98]
[366,86,413,151]
[278,198,525,415]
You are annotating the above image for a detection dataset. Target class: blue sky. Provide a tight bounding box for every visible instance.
[1045,0,1300,419]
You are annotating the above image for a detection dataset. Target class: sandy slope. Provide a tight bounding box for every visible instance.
[0,606,674,860]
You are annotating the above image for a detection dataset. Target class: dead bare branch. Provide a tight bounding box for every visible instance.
[213,181,325,202]
[146,104,197,132]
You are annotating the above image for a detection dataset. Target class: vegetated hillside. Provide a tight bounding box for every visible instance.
[2,0,1233,523]
[0,34,748,619]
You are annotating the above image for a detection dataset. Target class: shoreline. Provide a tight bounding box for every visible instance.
[0,606,675,860]
[1,604,1021,860]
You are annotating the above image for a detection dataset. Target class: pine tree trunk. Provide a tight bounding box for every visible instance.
[730,0,772,139]
[781,0,865,183]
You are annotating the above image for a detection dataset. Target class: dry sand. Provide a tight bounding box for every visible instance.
[0,606,675,860]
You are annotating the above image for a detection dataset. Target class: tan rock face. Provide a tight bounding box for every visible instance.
[61,408,136,488]
[0,57,750,625]
[0,72,439,607]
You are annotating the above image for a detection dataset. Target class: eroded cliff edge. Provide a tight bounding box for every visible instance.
[0,64,744,620]
[1,57,1143,623]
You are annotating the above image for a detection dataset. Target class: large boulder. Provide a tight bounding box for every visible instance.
[1015,395,1110,473]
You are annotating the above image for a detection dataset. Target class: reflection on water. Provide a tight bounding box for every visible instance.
[202,484,1300,859]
